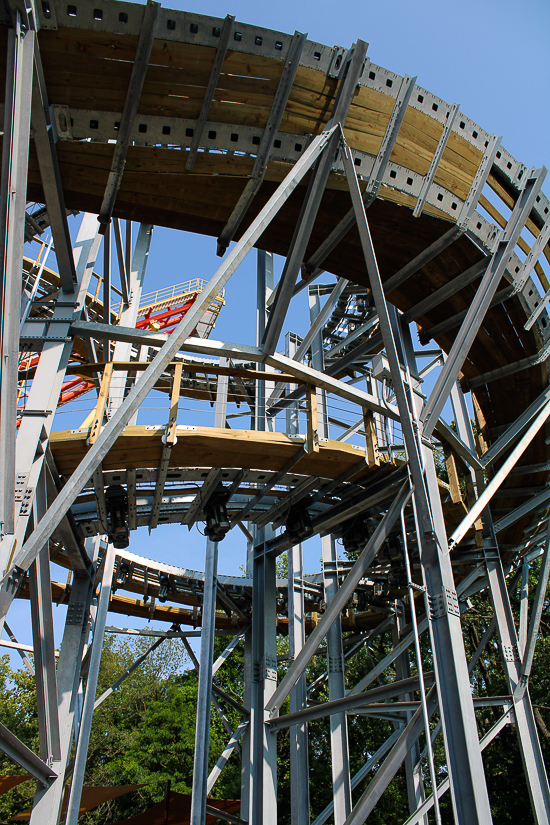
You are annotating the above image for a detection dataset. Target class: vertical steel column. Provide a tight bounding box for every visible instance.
[288,540,310,825]
[245,254,273,816]
[0,14,35,535]
[256,250,273,431]
[450,381,476,453]
[392,608,428,824]
[214,359,229,428]
[308,286,329,439]
[107,223,153,419]
[65,544,116,825]
[125,220,132,282]
[322,534,352,824]
[190,538,219,825]
[30,543,97,825]
[251,530,278,825]
[519,559,530,657]
[29,467,60,765]
[284,322,309,820]
[0,213,101,578]
[342,141,493,824]
[311,277,350,819]
[422,406,492,825]
[240,529,255,821]
[399,504,441,825]
[242,263,272,815]
[285,331,301,434]
[483,537,550,822]
[102,222,111,360]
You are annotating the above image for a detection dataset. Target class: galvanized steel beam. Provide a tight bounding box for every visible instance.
[0,721,56,785]
[97,0,160,229]
[31,46,77,293]
[413,102,459,218]
[186,15,235,173]
[190,538,219,825]
[342,135,494,824]
[65,544,116,825]
[0,14,35,536]
[217,31,306,254]
[322,535,352,823]
[262,42,367,354]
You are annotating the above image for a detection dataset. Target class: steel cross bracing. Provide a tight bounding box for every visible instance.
[4,161,550,824]
[2,5,550,825]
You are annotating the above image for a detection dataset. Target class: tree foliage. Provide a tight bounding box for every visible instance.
[1,560,550,823]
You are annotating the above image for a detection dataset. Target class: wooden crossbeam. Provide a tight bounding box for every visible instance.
[306,385,319,454]
[87,362,114,446]
[363,409,380,467]
[149,363,184,530]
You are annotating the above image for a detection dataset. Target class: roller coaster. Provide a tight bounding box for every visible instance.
[1,1,550,823]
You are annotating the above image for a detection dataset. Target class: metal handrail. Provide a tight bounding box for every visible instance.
[138,279,225,310]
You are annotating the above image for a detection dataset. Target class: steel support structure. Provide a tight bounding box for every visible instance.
[322,535,353,823]
[2,13,550,825]
[29,467,60,765]
[288,539,310,825]
[30,543,97,825]
[65,544,116,825]
[250,530,278,825]
[341,137,494,823]
[190,538,220,825]
[0,10,35,536]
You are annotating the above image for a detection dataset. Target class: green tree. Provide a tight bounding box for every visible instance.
[0,655,39,822]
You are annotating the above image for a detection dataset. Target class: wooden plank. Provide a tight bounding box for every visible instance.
[39,28,285,79]
[49,425,370,480]
[471,392,489,456]
[87,361,114,445]
[363,409,380,467]
[443,445,463,505]
[166,362,183,445]
[305,385,319,454]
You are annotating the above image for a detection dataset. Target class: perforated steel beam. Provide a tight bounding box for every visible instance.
[97,0,160,228]
[303,73,416,277]
[31,46,77,293]
[186,15,235,173]
[217,31,306,254]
